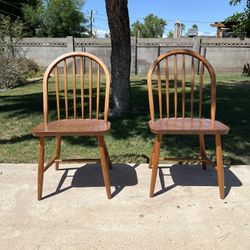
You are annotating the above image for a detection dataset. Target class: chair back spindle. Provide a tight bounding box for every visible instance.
[174,54,178,118]
[181,55,186,118]
[63,59,69,119]
[165,58,170,118]
[72,57,77,119]
[54,66,60,120]
[80,57,84,119]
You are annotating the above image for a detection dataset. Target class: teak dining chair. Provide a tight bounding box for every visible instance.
[32,51,112,200]
[147,49,229,199]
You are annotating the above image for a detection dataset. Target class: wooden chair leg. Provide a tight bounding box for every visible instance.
[98,136,112,199]
[38,137,45,201]
[102,137,112,169]
[150,135,162,198]
[199,134,207,170]
[149,138,157,169]
[55,136,61,170]
[215,134,225,199]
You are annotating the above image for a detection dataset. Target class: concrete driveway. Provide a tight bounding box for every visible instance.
[0,163,249,250]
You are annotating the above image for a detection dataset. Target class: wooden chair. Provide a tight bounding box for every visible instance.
[32,51,112,200]
[147,49,230,199]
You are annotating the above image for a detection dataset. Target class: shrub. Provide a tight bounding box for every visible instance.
[0,15,40,89]
[16,57,40,79]
[0,56,40,89]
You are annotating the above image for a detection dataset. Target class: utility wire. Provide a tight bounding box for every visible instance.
[0,9,21,18]
[0,0,20,9]
[0,9,28,25]
[95,17,108,22]
[88,11,214,24]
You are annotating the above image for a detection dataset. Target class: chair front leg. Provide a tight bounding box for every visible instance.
[38,137,45,200]
[199,134,207,170]
[102,137,112,169]
[149,137,157,169]
[215,134,225,199]
[150,134,162,198]
[55,136,61,170]
[98,136,112,199]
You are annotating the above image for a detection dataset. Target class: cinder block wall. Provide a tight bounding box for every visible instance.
[15,36,250,74]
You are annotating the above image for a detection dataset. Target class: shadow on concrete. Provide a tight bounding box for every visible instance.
[154,164,242,198]
[42,163,138,200]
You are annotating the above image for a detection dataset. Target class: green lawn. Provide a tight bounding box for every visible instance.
[0,74,250,164]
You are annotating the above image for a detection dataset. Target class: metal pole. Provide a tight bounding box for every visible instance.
[90,10,93,37]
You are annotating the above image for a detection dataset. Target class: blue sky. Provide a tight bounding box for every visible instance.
[83,0,246,37]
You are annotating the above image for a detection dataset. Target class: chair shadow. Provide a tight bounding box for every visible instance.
[154,164,242,198]
[42,163,138,200]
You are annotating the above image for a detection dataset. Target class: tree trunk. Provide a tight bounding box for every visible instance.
[247,3,250,37]
[105,0,132,115]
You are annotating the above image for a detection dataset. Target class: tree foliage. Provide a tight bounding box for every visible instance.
[131,14,167,38]
[229,0,249,6]
[167,30,173,38]
[0,0,39,20]
[22,0,88,37]
[180,23,185,31]
[226,0,250,38]
[0,15,39,88]
[0,14,24,58]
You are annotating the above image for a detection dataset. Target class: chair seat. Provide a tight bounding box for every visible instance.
[149,118,229,135]
[32,119,111,137]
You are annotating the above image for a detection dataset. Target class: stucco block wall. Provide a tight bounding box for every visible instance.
[16,37,250,74]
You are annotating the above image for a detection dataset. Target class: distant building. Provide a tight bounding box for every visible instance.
[210,21,236,38]
[187,28,198,37]
[174,19,181,38]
